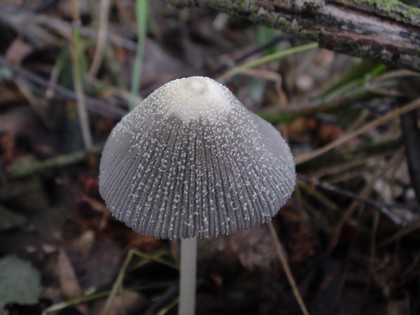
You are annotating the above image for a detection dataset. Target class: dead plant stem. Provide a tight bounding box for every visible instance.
[295,98,420,165]
[268,221,310,315]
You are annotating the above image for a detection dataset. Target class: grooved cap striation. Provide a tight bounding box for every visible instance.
[99,76,296,239]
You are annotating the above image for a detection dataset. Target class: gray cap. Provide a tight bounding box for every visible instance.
[99,76,296,239]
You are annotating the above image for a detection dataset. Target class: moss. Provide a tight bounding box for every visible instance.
[336,0,420,24]
[299,29,321,40]
[380,49,394,61]
[294,0,325,10]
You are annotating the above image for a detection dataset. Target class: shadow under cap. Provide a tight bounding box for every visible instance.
[99,76,296,239]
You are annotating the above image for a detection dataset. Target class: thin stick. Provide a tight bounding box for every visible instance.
[295,97,420,165]
[0,56,126,119]
[8,145,102,179]
[268,222,310,315]
[179,237,197,315]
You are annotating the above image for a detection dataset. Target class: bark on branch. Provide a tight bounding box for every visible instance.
[169,0,420,72]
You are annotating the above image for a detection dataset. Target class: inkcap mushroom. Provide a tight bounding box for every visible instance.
[99,76,296,314]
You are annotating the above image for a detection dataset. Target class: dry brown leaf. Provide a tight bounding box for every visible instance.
[198,226,279,273]
[78,238,121,289]
[5,37,33,65]
[57,248,87,314]
[91,290,147,315]
[70,229,95,261]
[387,293,410,315]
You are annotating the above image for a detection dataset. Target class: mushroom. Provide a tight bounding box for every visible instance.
[99,76,296,314]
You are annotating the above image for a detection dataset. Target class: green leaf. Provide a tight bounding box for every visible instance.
[0,256,42,315]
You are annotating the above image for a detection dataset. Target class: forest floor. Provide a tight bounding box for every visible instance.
[0,1,419,315]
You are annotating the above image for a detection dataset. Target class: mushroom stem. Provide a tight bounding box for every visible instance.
[179,237,197,315]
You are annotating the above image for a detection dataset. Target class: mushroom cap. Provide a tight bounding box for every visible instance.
[99,76,295,239]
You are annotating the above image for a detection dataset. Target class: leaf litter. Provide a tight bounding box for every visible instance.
[0,0,419,314]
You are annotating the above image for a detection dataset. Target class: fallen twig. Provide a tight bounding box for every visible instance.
[268,222,310,315]
[298,174,420,226]
[7,145,102,179]
[295,98,420,165]
[0,56,126,119]
[169,0,420,71]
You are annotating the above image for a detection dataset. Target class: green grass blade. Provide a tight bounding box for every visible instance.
[129,0,149,111]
